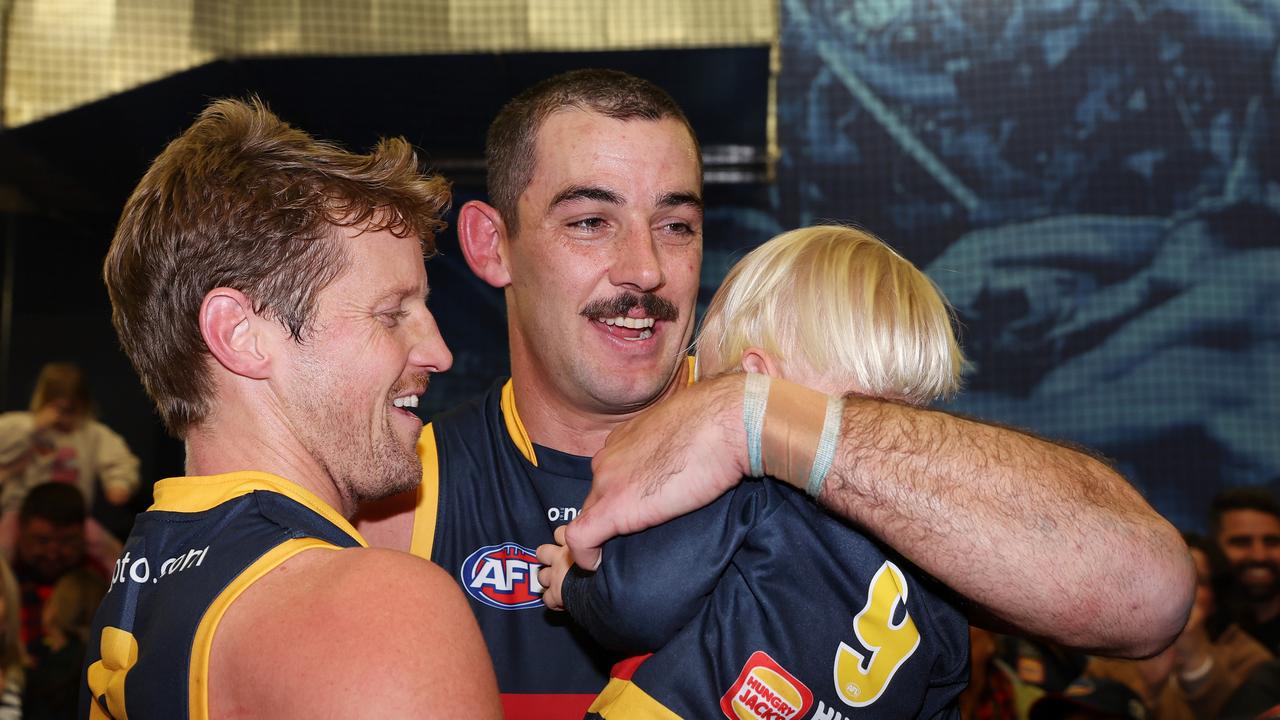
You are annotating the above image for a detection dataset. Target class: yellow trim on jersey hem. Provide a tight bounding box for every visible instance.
[188,538,341,720]
[589,678,683,719]
[500,378,539,466]
[410,426,440,559]
[149,471,367,548]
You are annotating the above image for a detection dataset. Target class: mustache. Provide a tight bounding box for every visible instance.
[390,372,432,398]
[580,292,679,322]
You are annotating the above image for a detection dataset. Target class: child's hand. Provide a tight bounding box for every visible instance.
[536,525,578,611]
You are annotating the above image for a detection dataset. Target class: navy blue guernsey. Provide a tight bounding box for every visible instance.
[79,472,365,720]
[412,379,620,719]
[562,477,971,720]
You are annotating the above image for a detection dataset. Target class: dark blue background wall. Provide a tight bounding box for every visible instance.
[759,0,1280,533]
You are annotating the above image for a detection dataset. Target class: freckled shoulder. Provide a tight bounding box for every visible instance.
[210,546,500,719]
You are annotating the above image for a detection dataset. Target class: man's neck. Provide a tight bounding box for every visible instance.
[509,362,689,458]
[184,404,351,518]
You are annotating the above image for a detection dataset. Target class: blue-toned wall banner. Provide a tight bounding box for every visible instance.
[732,0,1280,532]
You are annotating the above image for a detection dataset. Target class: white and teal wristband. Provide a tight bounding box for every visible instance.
[743,373,771,477]
[806,395,843,498]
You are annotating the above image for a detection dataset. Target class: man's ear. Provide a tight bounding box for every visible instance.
[199,288,272,380]
[457,200,512,288]
[740,347,784,379]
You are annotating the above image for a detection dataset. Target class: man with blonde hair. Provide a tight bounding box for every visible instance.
[538,225,972,718]
[81,97,499,719]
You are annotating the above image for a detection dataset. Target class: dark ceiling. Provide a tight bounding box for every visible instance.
[0,47,769,225]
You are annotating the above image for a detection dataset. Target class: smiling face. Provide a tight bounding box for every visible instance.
[17,517,84,583]
[1217,509,1280,602]
[503,109,703,418]
[277,225,452,513]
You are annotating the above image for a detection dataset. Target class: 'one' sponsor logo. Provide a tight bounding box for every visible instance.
[461,542,544,610]
[720,651,814,720]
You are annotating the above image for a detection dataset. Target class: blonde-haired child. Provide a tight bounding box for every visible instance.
[695,224,963,401]
[540,224,971,719]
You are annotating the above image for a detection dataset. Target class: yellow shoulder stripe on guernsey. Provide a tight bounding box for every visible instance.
[589,679,683,720]
[149,471,366,548]
[188,538,340,720]
[425,362,694,560]
[501,361,692,467]
[500,378,539,466]
[409,425,440,559]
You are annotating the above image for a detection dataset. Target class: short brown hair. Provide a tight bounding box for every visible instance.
[1211,486,1280,536]
[106,97,450,436]
[19,481,86,526]
[485,68,700,235]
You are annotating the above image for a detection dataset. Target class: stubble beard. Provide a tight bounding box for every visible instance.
[334,412,421,509]
[1235,562,1280,604]
[288,371,422,513]
[575,355,682,414]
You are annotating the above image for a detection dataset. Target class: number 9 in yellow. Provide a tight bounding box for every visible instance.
[87,626,138,720]
[832,560,921,707]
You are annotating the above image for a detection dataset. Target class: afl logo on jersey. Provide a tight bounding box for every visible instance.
[461,542,545,610]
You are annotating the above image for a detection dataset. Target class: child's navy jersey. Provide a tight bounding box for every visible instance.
[563,477,971,720]
[79,472,365,720]
[411,378,621,719]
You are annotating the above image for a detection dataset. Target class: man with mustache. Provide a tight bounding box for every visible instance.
[1213,487,1280,652]
[359,68,1193,718]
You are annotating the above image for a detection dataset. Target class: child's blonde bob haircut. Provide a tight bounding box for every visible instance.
[695,225,964,405]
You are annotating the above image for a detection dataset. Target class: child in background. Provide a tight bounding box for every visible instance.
[0,362,139,567]
[539,225,971,719]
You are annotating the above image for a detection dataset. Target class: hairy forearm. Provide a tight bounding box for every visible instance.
[574,373,1192,655]
[817,395,1193,657]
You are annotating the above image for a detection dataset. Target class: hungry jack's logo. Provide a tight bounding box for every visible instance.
[460,542,544,610]
[720,651,814,720]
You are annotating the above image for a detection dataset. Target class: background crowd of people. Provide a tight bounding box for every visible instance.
[964,488,1280,720]
[0,363,133,719]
